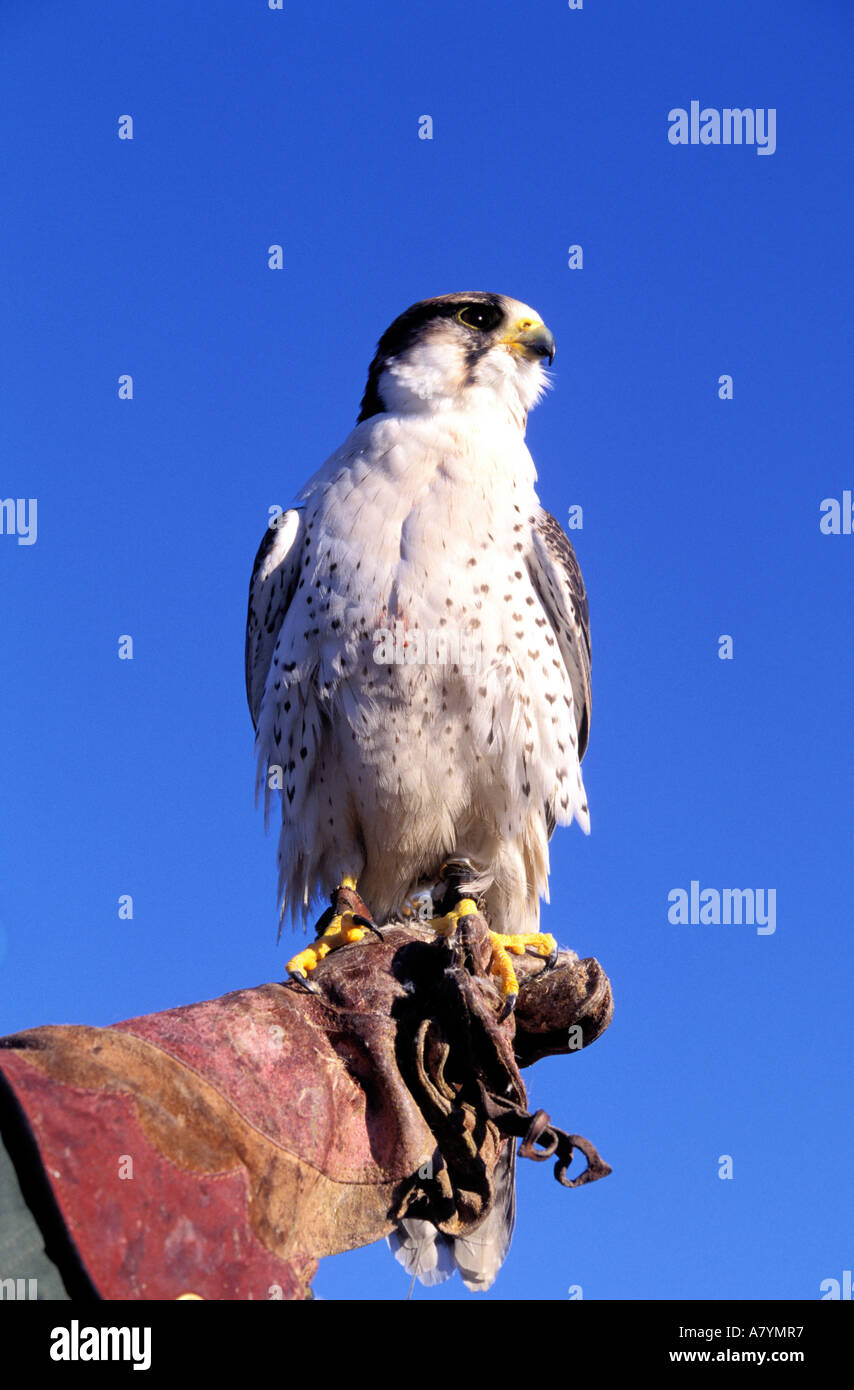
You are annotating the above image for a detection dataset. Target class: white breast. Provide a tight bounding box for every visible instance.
[262,408,587,929]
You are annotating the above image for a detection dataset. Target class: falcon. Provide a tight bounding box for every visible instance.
[246,292,592,1290]
[246,292,592,1020]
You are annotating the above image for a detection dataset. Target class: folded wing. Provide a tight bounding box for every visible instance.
[245,508,304,730]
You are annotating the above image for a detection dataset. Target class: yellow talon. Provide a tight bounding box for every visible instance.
[426,874,557,1020]
[488,931,557,1012]
[489,937,520,999]
[490,931,556,960]
[430,898,479,939]
[286,876,371,982]
[287,941,325,979]
[286,913,368,977]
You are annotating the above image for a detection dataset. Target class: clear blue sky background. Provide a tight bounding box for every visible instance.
[1,1,851,1301]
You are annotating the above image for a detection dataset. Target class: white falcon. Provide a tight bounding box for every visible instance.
[246,292,591,1011]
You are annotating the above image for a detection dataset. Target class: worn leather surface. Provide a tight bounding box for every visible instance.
[0,920,612,1300]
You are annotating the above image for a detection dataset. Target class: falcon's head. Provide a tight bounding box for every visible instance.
[358,292,556,429]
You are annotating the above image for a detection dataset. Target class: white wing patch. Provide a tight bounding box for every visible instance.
[245,508,304,731]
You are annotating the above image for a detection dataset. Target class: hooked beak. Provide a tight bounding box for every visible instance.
[503,318,556,366]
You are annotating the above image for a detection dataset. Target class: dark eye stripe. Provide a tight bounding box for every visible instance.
[358,293,507,421]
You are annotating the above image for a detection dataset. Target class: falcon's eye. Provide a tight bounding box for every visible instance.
[457,303,503,332]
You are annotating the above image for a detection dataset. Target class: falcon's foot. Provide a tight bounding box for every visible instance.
[429,857,481,940]
[430,897,481,940]
[489,931,558,1021]
[286,876,382,992]
[427,858,558,1020]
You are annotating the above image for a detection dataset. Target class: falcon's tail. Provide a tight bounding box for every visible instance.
[387,1144,516,1293]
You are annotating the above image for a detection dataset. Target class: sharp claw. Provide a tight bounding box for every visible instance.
[287,971,321,994]
[544,943,559,971]
[498,992,518,1022]
[440,857,474,872]
[352,913,384,939]
[438,858,476,887]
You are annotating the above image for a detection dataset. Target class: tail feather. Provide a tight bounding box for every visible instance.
[388,1144,516,1292]
[387,1219,458,1288]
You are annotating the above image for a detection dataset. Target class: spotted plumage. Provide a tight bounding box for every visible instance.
[246,292,591,939]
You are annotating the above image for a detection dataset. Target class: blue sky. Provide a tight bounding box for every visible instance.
[1,0,851,1300]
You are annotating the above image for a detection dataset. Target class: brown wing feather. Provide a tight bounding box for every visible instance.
[527,507,592,759]
[245,508,304,730]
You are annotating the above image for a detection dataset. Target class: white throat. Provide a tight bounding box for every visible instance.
[377,339,548,431]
